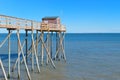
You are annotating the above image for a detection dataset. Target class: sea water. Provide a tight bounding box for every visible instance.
[0,33,120,80]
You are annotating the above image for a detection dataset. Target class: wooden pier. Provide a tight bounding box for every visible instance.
[0,14,66,80]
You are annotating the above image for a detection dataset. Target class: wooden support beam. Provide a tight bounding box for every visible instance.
[0,59,8,80]
[21,34,41,64]
[12,40,25,72]
[25,30,28,63]
[8,29,11,79]
[31,29,40,72]
[0,31,12,48]
[31,22,40,72]
[55,32,60,60]
[18,31,20,79]
[50,32,53,59]
[46,32,49,65]
[61,32,66,62]
[41,32,44,65]
[36,30,38,58]
[40,34,56,69]
[17,30,31,80]
[31,31,34,71]
[54,32,66,62]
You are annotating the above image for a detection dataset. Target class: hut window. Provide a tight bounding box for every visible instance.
[43,20,48,23]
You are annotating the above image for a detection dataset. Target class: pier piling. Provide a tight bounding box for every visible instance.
[8,29,11,79]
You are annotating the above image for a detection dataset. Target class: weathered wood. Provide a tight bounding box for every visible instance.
[0,14,67,80]
[21,34,41,64]
[32,31,34,71]
[46,32,49,65]
[12,40,25,72]
[61,32,66,62]
[31,29,40,72]
[0,31,12,48]
[17,30,31,80]
[54,32,66,62]
[18,31,20,79]
[55,32,59,59]
[36,30,38,57]
[8,30,11,79]
[25,30,28,63]
[0,59,8,80]
[40,34,56,69]
[41,32,44,65]
[0,14,66,31]
[50,32,53,58]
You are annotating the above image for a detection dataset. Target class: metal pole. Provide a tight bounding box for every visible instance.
[8,29,11,78]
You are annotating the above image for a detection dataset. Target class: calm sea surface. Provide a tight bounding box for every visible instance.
[0,33,120,80]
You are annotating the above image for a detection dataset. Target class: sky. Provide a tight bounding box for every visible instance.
[0,0,120,33]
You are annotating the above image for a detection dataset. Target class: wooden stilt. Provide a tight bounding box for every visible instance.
[41,31,44,65]
[8,30,11,79]
[0,31,12,48]
[18,30,20,79]
[55,32,60,60]
[56,32,60,60]
[61,32,64,59]
[40,34,56,69]
[46,32,49,65]
[0,59,8,80]
[17,30,31,80]
[50,32,53,59]
[32,31,34,71]
[54,32,66,62]
[56,32,58,59]
[31,29,40,72]
[25,30,28,63]
[21,34,41,64]
[61,32,66,62]
[36,30,38,57]
[12,40,25,72]
[31,22,40,72]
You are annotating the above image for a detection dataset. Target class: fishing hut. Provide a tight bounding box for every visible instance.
[0,14,66,80]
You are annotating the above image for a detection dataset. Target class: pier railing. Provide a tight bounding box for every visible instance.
[0,15,66,31]
[40,23,66,31]
[0,15,41,30]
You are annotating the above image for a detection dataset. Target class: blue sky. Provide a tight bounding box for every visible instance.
[0,0,120,33]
